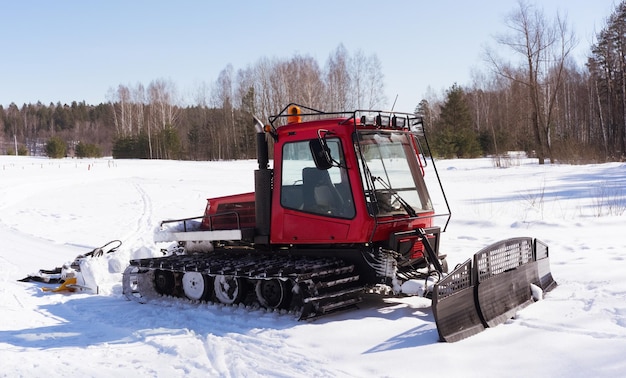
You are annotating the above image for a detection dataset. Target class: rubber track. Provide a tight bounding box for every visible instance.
[123,252,363,319]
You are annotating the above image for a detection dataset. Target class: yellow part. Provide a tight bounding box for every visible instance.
[287,105,301,124]
[41,277,78,292]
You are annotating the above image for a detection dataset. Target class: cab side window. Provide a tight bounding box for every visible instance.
[281,139,355,218]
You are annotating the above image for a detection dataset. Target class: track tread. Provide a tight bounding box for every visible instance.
[125,252,364,318]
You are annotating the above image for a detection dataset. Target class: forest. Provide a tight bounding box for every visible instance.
[1,2,625,163]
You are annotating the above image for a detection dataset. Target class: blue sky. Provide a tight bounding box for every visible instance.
[0,0,617,112]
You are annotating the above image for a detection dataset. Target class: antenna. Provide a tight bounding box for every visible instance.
[390,94,398,112]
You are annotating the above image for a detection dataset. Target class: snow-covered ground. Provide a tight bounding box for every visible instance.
[1,155,625,377]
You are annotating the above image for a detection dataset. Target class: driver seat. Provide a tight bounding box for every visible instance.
[302,167,344,215]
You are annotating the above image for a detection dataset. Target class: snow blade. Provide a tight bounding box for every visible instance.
[534,239,557,293]
[474,237,537,328]
[432,259,485,342]
[432,237,556,342]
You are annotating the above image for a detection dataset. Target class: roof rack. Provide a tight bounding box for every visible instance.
[268,103,424,134]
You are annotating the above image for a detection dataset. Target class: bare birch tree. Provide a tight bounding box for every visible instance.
[148,79,179,159]
[487,0,576,164]
[351,49,386,109]
[107,84,133,136]
[325,44,351,110]
[213,65,235,159]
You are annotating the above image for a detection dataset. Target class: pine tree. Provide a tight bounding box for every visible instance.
[432,84,482,158]
[45,136,67,158]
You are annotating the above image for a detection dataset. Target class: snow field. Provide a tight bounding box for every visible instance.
[1,155,625,377]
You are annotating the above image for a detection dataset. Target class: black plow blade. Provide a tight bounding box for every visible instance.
[431,259,485,342]
[432,238,556,342]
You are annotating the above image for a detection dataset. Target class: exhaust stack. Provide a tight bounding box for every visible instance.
[254,117,269,170]
[253,117,271,242]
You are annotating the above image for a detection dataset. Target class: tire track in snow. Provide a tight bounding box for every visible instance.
[200,327,342,377]
[120,300,345,377]
[515,282,626,341]
[57,296,339,377]
[116,179,156,252]
[132,181,155,241]
[176,307,345,378]
[517,319,626,340]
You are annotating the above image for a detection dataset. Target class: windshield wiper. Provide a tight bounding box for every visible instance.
[372,176,417,217]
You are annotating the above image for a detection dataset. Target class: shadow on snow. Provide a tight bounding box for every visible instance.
[1,290,440,351]
[468,164,626,211]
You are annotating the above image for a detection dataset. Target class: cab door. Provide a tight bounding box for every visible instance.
[271,137,356,244]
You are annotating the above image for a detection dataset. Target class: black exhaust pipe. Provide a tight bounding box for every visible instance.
[255,117,269,170]
[253,117,271,242]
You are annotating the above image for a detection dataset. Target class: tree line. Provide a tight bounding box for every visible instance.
[0,45,385,160]
[422,1,626,164]
[1,1,626,163]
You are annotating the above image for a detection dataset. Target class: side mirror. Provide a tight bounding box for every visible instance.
[309,138,333,170]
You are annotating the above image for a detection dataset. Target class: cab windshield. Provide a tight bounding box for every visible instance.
[356,131,433,217]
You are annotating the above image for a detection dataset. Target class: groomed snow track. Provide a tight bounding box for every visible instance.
[123,252,364,319]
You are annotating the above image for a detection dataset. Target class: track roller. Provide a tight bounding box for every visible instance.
[255,278,293,309]
[182,272,212,301]
[213,275,246,304]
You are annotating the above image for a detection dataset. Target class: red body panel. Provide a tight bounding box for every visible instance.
[201,192,255,230]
